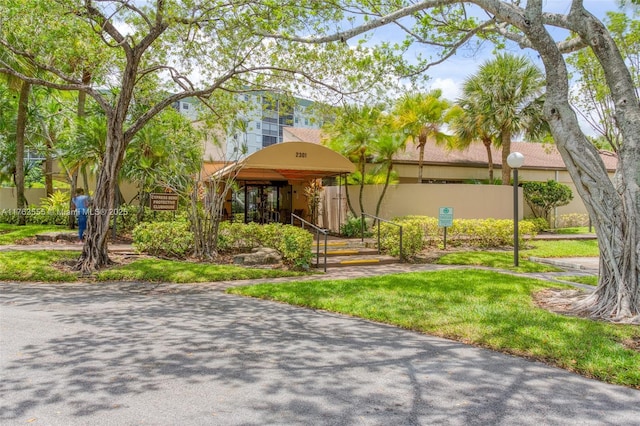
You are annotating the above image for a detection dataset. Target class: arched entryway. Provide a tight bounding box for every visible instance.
[205,141,355,225]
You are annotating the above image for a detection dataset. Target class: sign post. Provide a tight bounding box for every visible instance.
[438,207,454,249]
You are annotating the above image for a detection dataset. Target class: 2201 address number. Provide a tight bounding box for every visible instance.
[296,152,307,158]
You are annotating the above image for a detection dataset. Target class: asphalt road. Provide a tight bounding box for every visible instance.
[1,281,639,426]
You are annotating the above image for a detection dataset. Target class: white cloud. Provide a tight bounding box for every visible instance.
[428,78,461,102]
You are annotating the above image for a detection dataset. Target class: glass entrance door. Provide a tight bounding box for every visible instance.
[232,183,289,223]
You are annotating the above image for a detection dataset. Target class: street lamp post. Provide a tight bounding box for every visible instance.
[507,152,525,266]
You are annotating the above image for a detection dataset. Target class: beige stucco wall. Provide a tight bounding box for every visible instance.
[0,181,140,211]
[321,183,523,232]
[321,182,591,232]
[0,188,49,210]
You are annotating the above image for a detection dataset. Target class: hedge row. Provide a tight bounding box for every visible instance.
[378,216,539,259]
[132,221,313,268]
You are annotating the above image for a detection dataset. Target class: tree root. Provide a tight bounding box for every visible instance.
[534,289,640,324]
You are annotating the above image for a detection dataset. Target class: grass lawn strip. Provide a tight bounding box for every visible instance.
[96,258,308,283]
[558,275,598,286]
[0,224,67,245]
[0,250,308,283]
[0,250,80,282]
[229,269,640,389]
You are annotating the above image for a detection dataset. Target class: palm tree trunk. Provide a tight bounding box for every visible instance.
[417,142,425,184]
[358,154,366,216]
[375,166,393,218]
[483,137,494,184]
[500,131,512,185]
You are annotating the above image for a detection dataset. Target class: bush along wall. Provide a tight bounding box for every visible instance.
[378,216,538,260]
[132,221,313,269]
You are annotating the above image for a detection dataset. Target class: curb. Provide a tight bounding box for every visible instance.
[529,256,589,270]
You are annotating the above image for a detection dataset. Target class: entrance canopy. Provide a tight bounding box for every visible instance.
[208,141,355,182]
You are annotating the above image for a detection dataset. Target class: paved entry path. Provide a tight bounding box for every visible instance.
[1,281,639,426]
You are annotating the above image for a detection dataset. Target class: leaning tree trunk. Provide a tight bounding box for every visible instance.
[520,1,640,321]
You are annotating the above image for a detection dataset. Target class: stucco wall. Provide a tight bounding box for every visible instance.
[321,183,590,233]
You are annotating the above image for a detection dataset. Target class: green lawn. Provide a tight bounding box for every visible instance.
[523,239,599,258]
[434,240,599,269]
[434,251,563,272]
[560,275,598,286]
[0,224,68,245]
[0,250,80,282]
[554,226,595,235]
[0,250,308,283]
[95,258,308,283]
[229,269,640,388]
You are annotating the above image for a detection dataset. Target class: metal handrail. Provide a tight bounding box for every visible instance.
[291,213,329,272]
[361,213,403,263]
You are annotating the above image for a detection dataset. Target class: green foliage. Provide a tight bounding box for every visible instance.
[378,216,538,259]
[132,221,194,259]
[558,213,590,228]
[340,215,367,237]
[523,180,573,225]
[523,217,549,232]
[217,222,313,268]
[0,208,68,225]
[40,190,70,212]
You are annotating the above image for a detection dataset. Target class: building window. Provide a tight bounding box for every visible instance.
[256,122,261,129]
[182,103,189,110]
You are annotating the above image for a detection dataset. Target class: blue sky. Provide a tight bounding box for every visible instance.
[362,1,630,101]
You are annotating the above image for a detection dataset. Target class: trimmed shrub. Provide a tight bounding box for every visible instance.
[523,217,549,232]
[558,213,590,228]
[377,216,538,259]
[217,221,313,268]
[132,221,194,258]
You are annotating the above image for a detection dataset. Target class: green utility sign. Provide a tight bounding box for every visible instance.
[438,207,454,227]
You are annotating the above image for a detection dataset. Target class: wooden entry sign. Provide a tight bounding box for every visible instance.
[150,193,179,211]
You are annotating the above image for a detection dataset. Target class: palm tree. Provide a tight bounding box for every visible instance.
[392,90,454,183]
[323,104,382,217]
[449,101,499,184]
[461,53,547,185]
[370,126,405,218]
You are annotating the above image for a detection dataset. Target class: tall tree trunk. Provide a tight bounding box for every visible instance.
[344,176,356,218]
[417,139,426,183]
[375,165,393,218]
[483,137,494,184]
[44,156,53,196]
[521,1,640,320]
[44,136,54,197]
[500,130,511,185]
[77,123,125,273]
[358,153,366,216]
[15,81,30,225]
[69,78,88,229]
